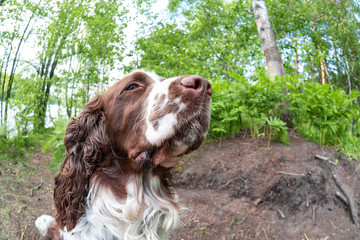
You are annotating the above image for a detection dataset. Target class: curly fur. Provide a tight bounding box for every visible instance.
[54,96,110,230]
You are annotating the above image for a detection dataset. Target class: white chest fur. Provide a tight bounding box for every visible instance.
[61,173,181,240]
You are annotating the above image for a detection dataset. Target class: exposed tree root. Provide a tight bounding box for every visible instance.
[315,155,359,228]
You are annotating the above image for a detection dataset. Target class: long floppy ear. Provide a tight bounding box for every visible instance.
[54,96,109,231]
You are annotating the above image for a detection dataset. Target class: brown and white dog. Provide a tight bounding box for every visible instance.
[35,71,212,240]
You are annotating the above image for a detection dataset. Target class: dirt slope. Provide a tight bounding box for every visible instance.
[0,132,359,240]
[171,132,360,240]
[0,152,55,239]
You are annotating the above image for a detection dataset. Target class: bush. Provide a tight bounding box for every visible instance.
[209,72,288,146]
[208,72,360,160]
[286,80,360,159]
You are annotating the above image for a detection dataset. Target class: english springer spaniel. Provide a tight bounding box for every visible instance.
[35,71,212,240]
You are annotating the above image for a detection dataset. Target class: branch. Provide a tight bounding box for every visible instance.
[332,169,359,227]
[30,182,43,196]
[316,155,359,227]
[277,171,305,177]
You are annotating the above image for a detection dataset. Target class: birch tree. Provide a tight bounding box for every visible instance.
[252,0,284,79]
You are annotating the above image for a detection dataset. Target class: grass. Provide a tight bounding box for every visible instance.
[197,224,211,235]
[228,213,244,240]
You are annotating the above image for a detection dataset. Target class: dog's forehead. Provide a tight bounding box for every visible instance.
[125,70,165,83]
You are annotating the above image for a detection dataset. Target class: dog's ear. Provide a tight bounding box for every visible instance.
[54,96,109,230]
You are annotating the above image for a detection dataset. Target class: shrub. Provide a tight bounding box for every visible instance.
[208,72,360,159]
[209,72,289,146]
[286,80,360,159]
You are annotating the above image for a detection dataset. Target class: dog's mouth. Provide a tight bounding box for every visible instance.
[131,136,199,169]
[131,121,207,168]
[131,143,188,169]
[133,94,211,169]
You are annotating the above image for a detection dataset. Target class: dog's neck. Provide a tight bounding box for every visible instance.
[60,171,181,240]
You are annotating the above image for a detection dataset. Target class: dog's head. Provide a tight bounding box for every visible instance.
[102,71,212,168]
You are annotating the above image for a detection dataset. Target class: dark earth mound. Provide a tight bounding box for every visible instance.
[0,131,359,239]
[171,132,360,240]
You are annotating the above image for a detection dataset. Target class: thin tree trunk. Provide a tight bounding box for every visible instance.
[37,57,58,130]
[1,46,12,125]
[4,9,34,129]
[4,56,20,129]
[320,53,326,84]
[36,26,69,131]
[312,20,326,84]
[252,0,284,79]
[331,40,341,84]
[0,53,5,124]
[294,33,299,74]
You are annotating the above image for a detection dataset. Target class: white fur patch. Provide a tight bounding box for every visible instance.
[144,77,180,145]
[35,214,55,236]
[60,173,181,240]
[145,113,177,145]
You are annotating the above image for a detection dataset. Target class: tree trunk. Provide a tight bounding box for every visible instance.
[4,9,34,131]
[320,55,326,84]
[0,54,5,124]
[312,20,326,84]
[1,46,12,125]
[36,57,57,131]
[252,0,292,127]
[4,56,20,129]
[252,0,284,79]
[38,81,52,129]
[294,33,299,74]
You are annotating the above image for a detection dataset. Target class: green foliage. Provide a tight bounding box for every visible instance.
[0,125,41,162]
[286,80,360,158]
[266,116,289,147]
[41,118,68,170]
[209,78,245,138]
[130,0,259,81]
[209,70,289,146]
[208,71,360,159]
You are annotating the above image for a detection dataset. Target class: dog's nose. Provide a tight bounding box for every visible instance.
[180,75,212,96]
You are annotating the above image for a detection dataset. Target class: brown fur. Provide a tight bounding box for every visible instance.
[54,96,111,230]
[42,222,61,240]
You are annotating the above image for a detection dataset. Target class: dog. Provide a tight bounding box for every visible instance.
[35,71,212,240]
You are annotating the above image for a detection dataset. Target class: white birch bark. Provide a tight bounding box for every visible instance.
[252,0,284,79]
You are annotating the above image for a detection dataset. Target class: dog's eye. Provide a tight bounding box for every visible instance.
[126,84,139,91]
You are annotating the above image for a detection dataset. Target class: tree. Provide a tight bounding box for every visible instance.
[33,0,84,131]
[252,0,284,79]
[0,0,39,134]
[4,2,37,130]
[1,0,128,135]
[76,0,127,103]
[132,0,259,81]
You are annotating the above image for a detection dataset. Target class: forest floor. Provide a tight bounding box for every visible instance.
[1,131,360,240]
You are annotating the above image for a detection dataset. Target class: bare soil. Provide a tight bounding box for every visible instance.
[0,151,55,240]
[1,131,360,240]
